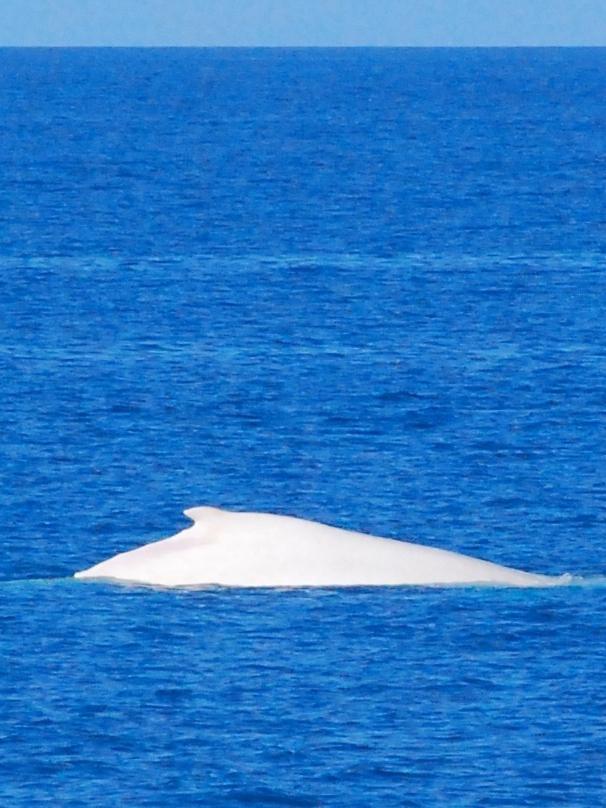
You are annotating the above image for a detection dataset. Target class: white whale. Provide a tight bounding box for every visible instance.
[74,506,565,588]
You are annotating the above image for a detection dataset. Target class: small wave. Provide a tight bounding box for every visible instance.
[559,573,606,588]
[0,576,74,590]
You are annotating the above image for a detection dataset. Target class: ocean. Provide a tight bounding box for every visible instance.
[1,47,605,805]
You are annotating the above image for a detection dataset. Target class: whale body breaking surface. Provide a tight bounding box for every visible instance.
[74,506,567,588]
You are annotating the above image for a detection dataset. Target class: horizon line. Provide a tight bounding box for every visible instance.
[1,43,605,50]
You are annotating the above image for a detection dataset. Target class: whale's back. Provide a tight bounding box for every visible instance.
[75,506,558,588]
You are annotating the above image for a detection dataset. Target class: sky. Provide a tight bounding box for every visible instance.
[0,0,605,47]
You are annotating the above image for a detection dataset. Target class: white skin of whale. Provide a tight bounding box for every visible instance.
[74,506,562,588]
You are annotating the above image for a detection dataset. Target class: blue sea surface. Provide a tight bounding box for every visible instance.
[1,47,606,805]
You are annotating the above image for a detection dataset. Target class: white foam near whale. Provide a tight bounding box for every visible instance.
[74,506,568,588]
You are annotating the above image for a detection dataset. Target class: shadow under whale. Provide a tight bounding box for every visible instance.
[74,506,568,588]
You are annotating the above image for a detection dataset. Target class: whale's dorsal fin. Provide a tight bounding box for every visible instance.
[183,506,224,523]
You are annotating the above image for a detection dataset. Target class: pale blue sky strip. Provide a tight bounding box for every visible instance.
[1,0,605,47]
